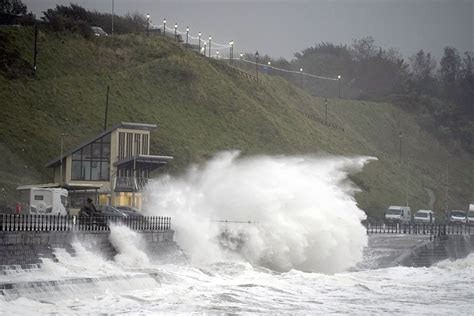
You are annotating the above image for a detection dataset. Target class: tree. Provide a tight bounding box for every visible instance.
[439,46,461,94]
[409,49,437,94]
[0,0,27,15]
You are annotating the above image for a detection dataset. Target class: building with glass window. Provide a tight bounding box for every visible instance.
[46,122,173,211]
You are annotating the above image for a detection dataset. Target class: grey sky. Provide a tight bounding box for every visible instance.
[23,0,473,61]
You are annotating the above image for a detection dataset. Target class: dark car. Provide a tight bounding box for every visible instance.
[115,205,143,217]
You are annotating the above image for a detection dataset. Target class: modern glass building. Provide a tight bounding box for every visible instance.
[46,122,173,211]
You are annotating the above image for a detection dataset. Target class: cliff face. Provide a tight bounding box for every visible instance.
[0,25,472,218]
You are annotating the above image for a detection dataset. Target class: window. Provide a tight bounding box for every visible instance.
[118,132,125,159]
[126,133,133,157]
[142,134,149,155]
[135,134,141,155]
[71,133,112,181]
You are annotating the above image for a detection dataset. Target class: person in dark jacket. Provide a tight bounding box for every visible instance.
[80,198,98,219]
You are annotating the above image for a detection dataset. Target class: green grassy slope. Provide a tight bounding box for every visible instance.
[0,25,472,219]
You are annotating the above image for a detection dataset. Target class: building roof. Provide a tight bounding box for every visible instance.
[46,122,157,168]
[16,183,102,190]
[115,155,174,171]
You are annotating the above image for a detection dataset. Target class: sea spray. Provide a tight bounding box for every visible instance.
[145,151,374,273]
[109,225,150,267]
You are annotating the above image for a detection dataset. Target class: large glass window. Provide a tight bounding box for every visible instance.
[71,133,111,181]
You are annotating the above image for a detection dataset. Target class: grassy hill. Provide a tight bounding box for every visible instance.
[0,25,472,219]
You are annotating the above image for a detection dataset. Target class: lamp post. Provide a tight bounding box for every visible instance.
[325,98,328,125]
[337,75,341,98]
[208,36,212,58]
[300,68,303,89]
[216,50,219,59]
[240,53,243,60]
[229,40,234,61]
[174,23,178,41]
[59,133,67,187]
[399,131,402,164]
[255,50,259,82]
[146,14,150,36]
[163,18,166,37]
[198,32,201,52]
[186,27,189,46]
[111,0,114,35]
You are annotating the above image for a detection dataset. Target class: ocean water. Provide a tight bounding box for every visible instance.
[1,245,473,315]
[1,153,471,314]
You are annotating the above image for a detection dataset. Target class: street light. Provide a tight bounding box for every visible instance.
[216,50,219,59]
[300,68,303,89]
[229,40,234,61]
[240,53,243,60]
[337,75,341,98]
[163,19,166,37]
[174,23,178,41]
[59,133,68,187]
[255,50,259,82]
[146,14,150,36]
[186,26,189,46]
[198,32,201,52]
[111,0,114,35]
[208,36,212,58]
[399,131,402,164]
[324,98,328,124]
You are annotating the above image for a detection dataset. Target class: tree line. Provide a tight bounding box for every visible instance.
[242,38,473,154]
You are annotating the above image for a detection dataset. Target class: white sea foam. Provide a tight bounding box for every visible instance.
[145,151,373,273]
[109,224,150,268]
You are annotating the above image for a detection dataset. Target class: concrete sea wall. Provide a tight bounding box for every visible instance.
[0,230,175,267]
[400,235,474,267]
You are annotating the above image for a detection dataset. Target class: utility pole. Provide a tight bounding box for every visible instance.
[104,85,110,131]
[405,159,409,207]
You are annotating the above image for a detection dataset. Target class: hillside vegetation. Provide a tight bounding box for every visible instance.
[0,25,472,219]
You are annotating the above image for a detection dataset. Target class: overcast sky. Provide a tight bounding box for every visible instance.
[23,0,473,61]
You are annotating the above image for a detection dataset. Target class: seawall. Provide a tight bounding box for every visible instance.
[400,235,474,267]
[0,230,175,268]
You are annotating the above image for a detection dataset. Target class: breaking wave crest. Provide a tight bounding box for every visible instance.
[145,151,374,273]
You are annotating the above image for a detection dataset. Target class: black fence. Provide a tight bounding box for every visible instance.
[366,223,473,239]
[0,214,171,232]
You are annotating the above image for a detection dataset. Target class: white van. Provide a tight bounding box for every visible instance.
[414,209,435,224]
[385,206,411,224]
[17,187,68,216]
[467,204,474,224]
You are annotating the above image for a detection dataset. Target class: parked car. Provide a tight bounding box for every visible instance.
[91,26,108,37]
[385,206,411,224]
[115,205,143,217]
[413,209,435,224]
[449,210,467,224]
[467,208,474,225]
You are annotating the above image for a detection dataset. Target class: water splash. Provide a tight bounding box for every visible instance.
[109,225,150,268]
[145,151,374,273]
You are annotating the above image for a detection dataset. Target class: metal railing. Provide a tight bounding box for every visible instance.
[366,223,473,240]
[0,214,171,232]
[114,177,149,192]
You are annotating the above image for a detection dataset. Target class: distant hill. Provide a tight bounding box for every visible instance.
[0,25,472,219]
